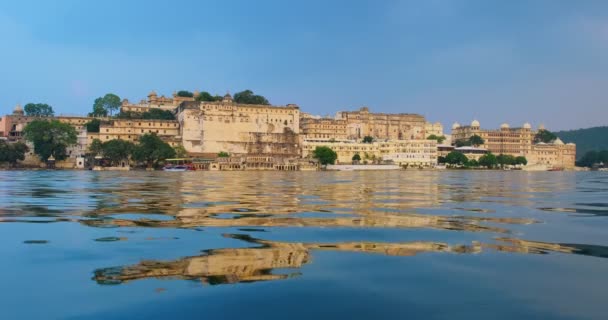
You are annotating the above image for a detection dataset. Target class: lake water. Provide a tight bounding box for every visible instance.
[1,170,607,319]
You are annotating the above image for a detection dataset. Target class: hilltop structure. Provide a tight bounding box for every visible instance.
[0,91,575,170]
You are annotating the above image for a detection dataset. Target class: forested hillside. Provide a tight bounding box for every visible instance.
[555,126,608,159]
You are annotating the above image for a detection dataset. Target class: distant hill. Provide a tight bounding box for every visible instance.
[555,126,608,159]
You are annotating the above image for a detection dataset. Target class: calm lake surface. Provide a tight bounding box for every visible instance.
[1,171,607,319]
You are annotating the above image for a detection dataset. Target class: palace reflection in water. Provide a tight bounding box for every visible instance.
[1,171,608,320]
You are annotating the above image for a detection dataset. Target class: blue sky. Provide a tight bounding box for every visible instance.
[1,0,607,131]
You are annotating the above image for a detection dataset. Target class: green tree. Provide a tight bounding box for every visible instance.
[89,98,108,117]
[427,134,446,144]
[101,139,134,166]
[437,156,446,164]
[469,135,485,146]
[233,90,270,105]
[132,133,176,168]
[23,120,77,161]
[0,141,29,167]
[23,103,54,117]
[85,118,101,132]
[445,151,469,166]
[89,139,104,156]
[455,139,471,147]
[177,90,194,98]
[217,151,230,158]
[93,93,121,117]
[515,156,528,166]
[496,154,516,168]
[467,159,479,167]
[478,153,498,169]
[174,144,188,158]
[534,129,557,144]
[312,146,337,165]
[142,109,175,120]
[362,136,374,143]
[352,153,361,162]
[195,91,221,102]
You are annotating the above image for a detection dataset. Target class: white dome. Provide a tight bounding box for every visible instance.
[471,120,480,127]
[452,122,461,130]
[523,122,531,129]
[500,123,510,129]
[554,138,564,145]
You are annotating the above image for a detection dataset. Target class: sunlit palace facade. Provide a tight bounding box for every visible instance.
[451,120,576,169]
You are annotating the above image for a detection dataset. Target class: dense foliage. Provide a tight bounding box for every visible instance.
[131,133,176,167]
[312,146,337,165]
[90,93,121,117]
[0,141,29,167]
[444,151,469,166]
[115,109,175,120]
[426,134,446,144]
[23,120,77,161]
[362,136,374,143]
[556,126,608,159]
[101,139,135,166]
[176,90,194,98]
[534,129,558,144]
[352,153,361,161]
[233,90,269,105]
[217,151,230,158]
[196,91,223,102]
[576,150,608,167]
[85,118,101,132]
[174,145,188,158]
[24,103,54,117]
[478,153,497,168]
[88,139,103,156]
[455,135,485,147]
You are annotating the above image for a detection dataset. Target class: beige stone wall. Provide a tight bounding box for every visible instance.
[302,139,437,166]
[179,100,301,156]
[529,143,576,169]
[336,107,427,140]
[424,122,444,137]
[90,119,180,147]
[300,117,347,140]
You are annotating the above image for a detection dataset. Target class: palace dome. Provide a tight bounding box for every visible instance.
[452,122,461,130]
[13,103,23,115]
[523,122,531,129]
[554,138,564,145]
[223,92,233,101]
[500,123,510,129]
[148,90,157,96]
[471,119,480,127]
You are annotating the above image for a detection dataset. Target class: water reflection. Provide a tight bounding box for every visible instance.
[94,233,608,287]
[1,172,607,285]
[93,233,478,286]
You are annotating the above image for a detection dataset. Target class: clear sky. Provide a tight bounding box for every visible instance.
[1,0,607,131]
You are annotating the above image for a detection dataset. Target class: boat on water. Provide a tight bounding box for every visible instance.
[548,167,564,171]
[163,165,189,172]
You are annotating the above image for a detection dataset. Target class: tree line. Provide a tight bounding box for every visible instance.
[576,150,608,168]
[439,151,527,169]
[89,134,176,168]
